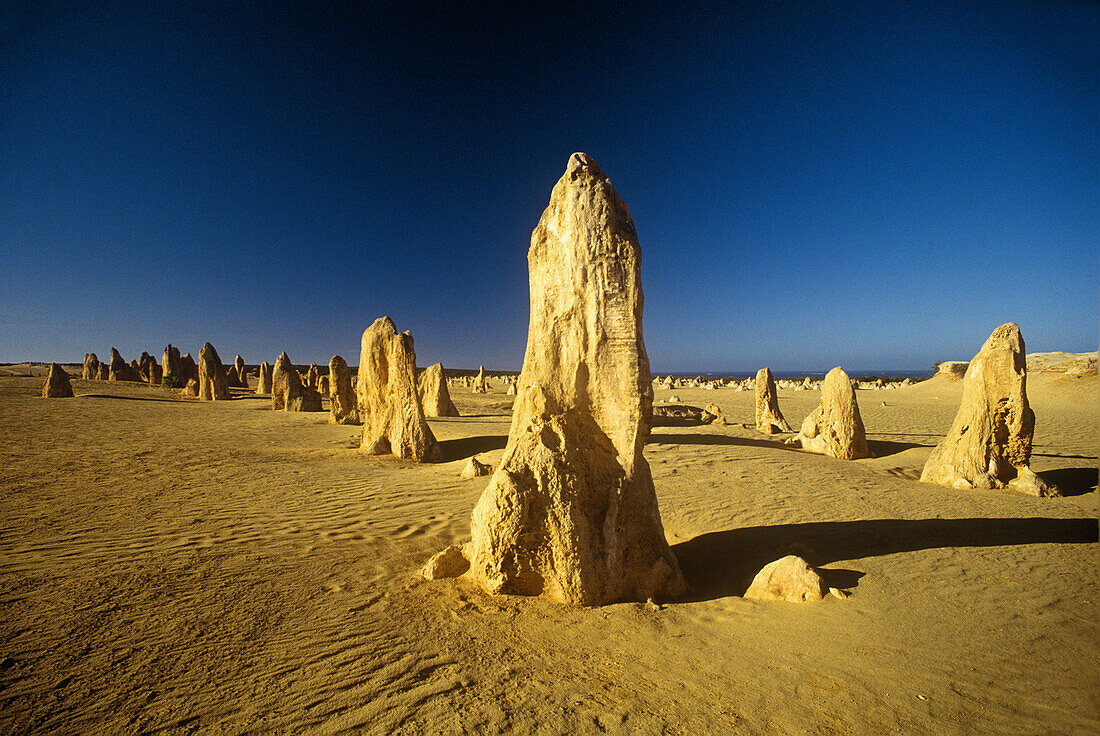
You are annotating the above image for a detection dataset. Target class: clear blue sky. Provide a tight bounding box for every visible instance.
[1,1,1096,372]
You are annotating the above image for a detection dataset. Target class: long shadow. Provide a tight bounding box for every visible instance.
[867,439,932,457]
[1040,467,1098,496]
[437,435,508,462]
[1032,452,1098,460]
[672,517,1098,602]
[79,393,184,403]
[647,433,795,451]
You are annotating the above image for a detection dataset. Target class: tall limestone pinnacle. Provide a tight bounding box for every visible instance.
[459,152,686,605]
[920,322,1060,497]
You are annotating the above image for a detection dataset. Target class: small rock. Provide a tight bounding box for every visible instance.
[744,555,825,603]
[461,457,493,479]
[422,546,470,580]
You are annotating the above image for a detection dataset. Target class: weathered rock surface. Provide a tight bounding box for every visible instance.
[418,363,459,417]
[256,361,273,394]
[226,355,247,388]
[356,317,440,461]
[744,556,826,603]
[755,367,792,434]
[920,323,1060,497]
[463,153,686,606]
[97,364,109,380]
[197,342,229,401]
[271,352,320,411]
[139,353,162,385]
[305,363,320,392]
[936,361,970,380]
[108,348,140,382]
[328,355,360,424]
[472,366,488,393]
[179,353,198,385]
[651,404,724,426]
[421,546,470,580]
[42,364,75,398]
[181,379,199,398]
[82,353,100,380]
[793,367,869,459]
[162,344,183,384]
[461,457,493,479]
[703,403,728,425]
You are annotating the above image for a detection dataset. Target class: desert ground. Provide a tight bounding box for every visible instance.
[0,366,1096,734]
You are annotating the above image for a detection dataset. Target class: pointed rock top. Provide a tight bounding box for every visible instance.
[565,152,604,179]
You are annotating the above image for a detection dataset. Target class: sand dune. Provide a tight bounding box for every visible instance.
[0,372,1095,733]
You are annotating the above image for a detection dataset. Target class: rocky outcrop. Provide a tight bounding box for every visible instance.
[197,342,229,401]
[328,355,360,425]
[305,363,320,392]
[755,367,792,434]
[108,348,140,382]
[179,353,198,386]
[42,364,75,398]
[472,366,488,393]
[920,323,1059,497]
[255,361,273,394]
[96,364,109,380]
[461,153,686,606]
[418,363,459,417]
[226,355,248,388]
[792,367,869,459]
[744,556,825,603]
[461,456,493,478]
[356,317,440,461]
[936,361,970,380]
[139,353,162,385]
[162,344,183,385]
[273,352,305,410]
[82,353,100,380]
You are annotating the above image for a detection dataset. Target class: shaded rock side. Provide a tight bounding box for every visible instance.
[473,365,488,393]
[328,355,360,425]
[226,355,248,388]
[356,317,440,461]
[418,363,460,417]
[465,152,686,606]
[794,367,869,459]
[256,361,273,394]
[42,364,75,398]
[744,556,825,603]
[179,353,198,386]
[163,344,183,384]
[271,352,320,411]
[197,342,229,401]
[108,348,140,382]
[82,353,100,380]
[755,367,792,434]
[920,323,1060,497]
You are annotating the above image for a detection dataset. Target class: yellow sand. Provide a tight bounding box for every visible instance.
[0,369,1095,734]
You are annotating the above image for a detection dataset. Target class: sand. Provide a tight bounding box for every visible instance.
[0,369,1096,734]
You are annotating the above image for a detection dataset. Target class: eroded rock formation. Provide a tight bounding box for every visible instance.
[356,317,440,461]
[82,353,100,380]
[42,364,75,398]
[755,367,792,434]
[793,367,869,459]
[460,152,686,606]
[163,344,183,385]
[472,366,488,393]
[198,342,229,401]
[256,361,273,394]
[108,348,140,382]
[418,363,459,417]
[920,323,1059,497]
[744,556,825,603]
[328,355,360,425]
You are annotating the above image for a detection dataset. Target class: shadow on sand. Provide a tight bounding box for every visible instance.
[647,433,795,452]
[79,393,184,403]
[866,438,933,457]
[671,517,1098,602]
[437,435,508,462]
[1039,467,1098,497]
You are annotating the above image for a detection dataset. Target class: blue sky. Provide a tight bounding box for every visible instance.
[1,1,1096,372]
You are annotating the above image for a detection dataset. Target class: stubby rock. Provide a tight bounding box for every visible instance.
[755,367,792,434]
[42,364,75,398]
[181,379,199,398]
[108,348,140,382]
[139,353,162,385]
[422,546,470,580]
[793,367,869,459]
[317,375,329,395]
[744,556,825,603]
[703,403,728,425]
[305,363,320,392]
[271,352,319,411]
[356,317,441,461]
[82,353,100,380]
[652,404,724,426]
[418,363,460,417]
[96,364,109,380]
[328,355,360,424]
[472,366,488,393]
[256,361,273,394]
[461,456,493,478]
[197,342,229,401]
[462,153,686,606]
[920,323,1060,497]
[163,344,183,385]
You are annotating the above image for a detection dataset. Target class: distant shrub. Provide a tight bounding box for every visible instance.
[162,374,182,389]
